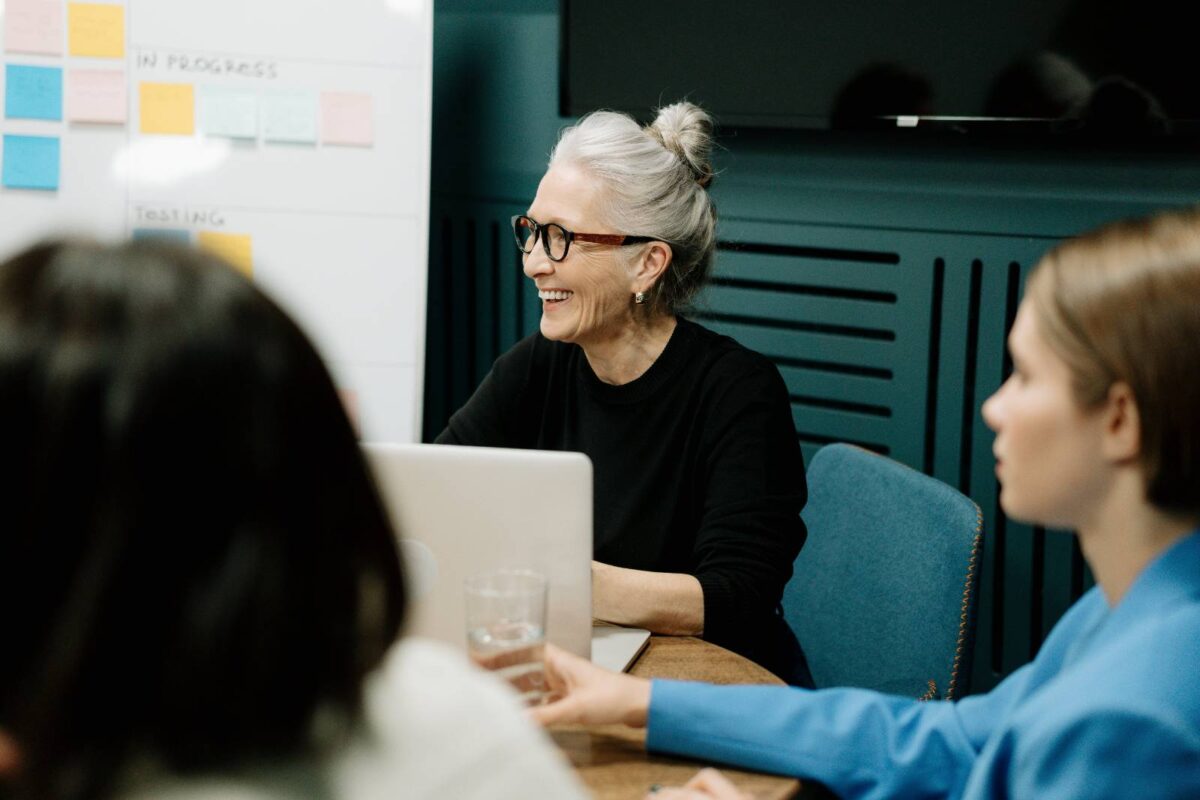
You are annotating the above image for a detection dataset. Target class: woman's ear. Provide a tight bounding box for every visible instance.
[1102,381,1141,464]
[632,241,673,294]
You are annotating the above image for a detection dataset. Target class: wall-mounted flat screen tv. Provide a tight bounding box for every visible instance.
[561,0,1195,137]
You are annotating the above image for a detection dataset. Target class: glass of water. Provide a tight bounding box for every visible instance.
[464,569,548,705]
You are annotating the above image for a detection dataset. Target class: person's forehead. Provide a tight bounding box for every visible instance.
[1008,302,1035,352]
[528,163,601,227]
[1009,303,1063,373]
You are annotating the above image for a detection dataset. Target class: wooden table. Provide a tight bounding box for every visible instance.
[550,636,804,799]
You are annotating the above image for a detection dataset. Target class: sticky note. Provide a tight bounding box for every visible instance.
[66,69,127,123]
[139,82,195,135]
[132,228,190,243]
[261,90,318,144]
[198,231,253,277]
[320,91,373,146]
[198,87,258,139]
[4,0,65,56]
[2,134,60,190]
[67,3,125,58]
[5,64,63,120]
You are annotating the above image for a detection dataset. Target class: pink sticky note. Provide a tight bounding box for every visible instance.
[320,91,374,147]
[66,69,127,124]
[4,0,65,56]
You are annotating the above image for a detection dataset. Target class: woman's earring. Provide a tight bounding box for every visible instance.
[634,291,647,305]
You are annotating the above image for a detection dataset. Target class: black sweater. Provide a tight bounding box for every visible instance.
[437,317,812,685]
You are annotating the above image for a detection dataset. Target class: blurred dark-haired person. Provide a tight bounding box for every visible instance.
[0,240,585,800]
[530,206,1200,799]
[437,102,813,687]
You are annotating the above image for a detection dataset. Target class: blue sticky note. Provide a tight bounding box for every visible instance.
[131,228,191,243]
[261,90,318,144]
[5,64,64,121]
[199,86,258,139]
[2,134,60,190]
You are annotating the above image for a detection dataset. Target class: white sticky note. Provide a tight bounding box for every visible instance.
[261,89,318,144]
[4,0,65,55]
[320,91,373,147]
[199,86,258,139]
[66,68,127,124]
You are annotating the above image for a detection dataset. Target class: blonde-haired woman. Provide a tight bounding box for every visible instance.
[438,102,813,686]
[531,207,1200,799]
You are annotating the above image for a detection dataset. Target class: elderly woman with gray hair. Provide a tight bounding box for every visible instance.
[437,102,812,686]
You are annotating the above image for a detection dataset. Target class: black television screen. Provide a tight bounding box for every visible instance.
[561,0,1196,136]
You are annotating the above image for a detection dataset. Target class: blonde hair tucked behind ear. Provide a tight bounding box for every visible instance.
[1026,206,1200,513]
[550,101,717,313]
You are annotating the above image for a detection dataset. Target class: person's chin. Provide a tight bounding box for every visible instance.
[997,484,1020,518]
[539,317,574,343]
[997,486,1042,527]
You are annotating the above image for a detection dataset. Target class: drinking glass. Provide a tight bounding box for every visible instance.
[464,569,548,705]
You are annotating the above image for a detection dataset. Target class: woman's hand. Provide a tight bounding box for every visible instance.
[646,768,752,799]
[529,644,652,727]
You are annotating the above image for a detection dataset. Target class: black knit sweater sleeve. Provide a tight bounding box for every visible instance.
[434,334,542,447]
[690,353,807,658]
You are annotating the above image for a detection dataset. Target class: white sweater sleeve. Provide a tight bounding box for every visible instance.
[332,638,588,800]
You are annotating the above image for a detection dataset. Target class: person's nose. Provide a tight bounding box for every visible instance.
[981,378,1008,433]
[522,240,553,280]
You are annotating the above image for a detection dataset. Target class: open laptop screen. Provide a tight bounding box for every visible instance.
[362,443,594,659]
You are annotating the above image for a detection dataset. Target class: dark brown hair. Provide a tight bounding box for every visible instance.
[0,240,406,799]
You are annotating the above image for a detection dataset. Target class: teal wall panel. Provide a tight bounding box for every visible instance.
[428,0,1200,693]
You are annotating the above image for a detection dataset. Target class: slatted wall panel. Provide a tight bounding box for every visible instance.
[425,204,1095,694]
[424,199,530,438]
[694,219,937,470]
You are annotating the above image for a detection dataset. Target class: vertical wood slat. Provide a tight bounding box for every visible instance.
[496,216,529,354]
[421,211,451,441]
[468,217,487,388]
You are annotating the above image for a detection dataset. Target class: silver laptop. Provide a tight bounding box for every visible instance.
[362,443,650,671]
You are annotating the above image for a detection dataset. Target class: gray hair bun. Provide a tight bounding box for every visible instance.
[648,102,715,189]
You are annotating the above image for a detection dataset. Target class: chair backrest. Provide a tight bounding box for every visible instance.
[783,443,983,699]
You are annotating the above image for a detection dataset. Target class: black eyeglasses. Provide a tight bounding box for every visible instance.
[511,215,657,262]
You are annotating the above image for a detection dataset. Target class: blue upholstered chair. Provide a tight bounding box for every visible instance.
[783,443,983,699]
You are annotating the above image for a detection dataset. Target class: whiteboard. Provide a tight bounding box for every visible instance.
[0,0,432,442]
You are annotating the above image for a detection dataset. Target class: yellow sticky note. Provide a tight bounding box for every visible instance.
[139,82,195,135]
[198,232,253,278]
[68,3,125,58]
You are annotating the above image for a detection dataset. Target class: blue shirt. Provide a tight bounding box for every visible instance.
[647,531,1200,799]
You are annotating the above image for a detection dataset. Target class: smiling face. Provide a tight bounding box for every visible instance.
[981,302,1114,530]
[522,163,641,350]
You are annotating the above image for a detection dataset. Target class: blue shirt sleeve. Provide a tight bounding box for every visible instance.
[967,704,1200,799]
[646,668,1031,800]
